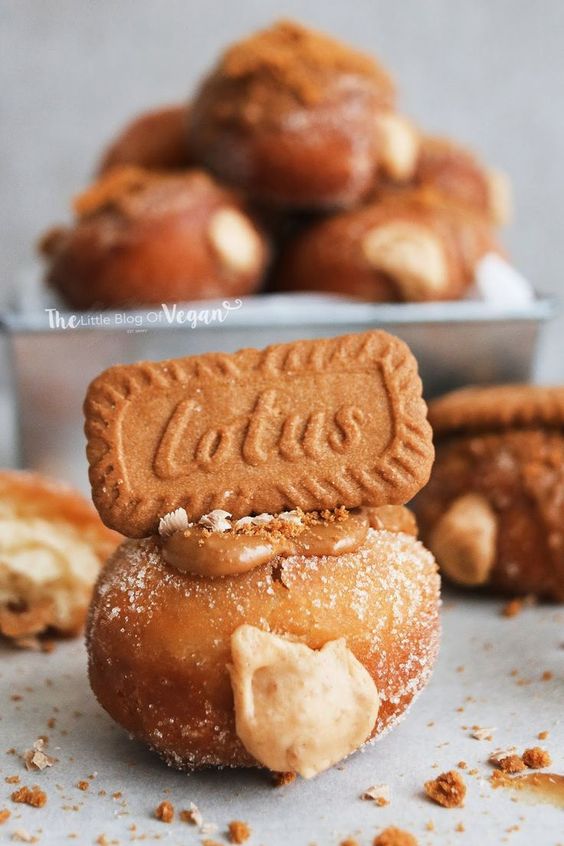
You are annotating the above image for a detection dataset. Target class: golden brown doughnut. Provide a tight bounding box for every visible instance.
[273,188,500,302]
[415,385,564,600]
[412,136,511,226]
[0,470,120,642]
[190,20,397,209]
[87,527,440,770]
[97,104,193,175]
[42,166,269,309]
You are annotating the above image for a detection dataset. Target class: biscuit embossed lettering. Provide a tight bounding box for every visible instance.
[84,331,433,537]
[154,392,365,476]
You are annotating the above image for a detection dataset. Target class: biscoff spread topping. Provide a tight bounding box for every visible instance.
[208,19,394,116]
[159,505,417,577]
[160,506,368,577]
[228,625,379,778]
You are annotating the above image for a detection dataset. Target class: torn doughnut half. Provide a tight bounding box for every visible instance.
[0,470,120,643]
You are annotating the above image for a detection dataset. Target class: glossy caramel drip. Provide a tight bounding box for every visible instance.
[161,505,416,578]
[492,772,564,809]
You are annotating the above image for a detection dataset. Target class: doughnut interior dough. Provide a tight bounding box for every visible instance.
[229,625,379,778]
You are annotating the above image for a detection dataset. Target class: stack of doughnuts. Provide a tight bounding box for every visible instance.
[40,19,510,309]
[84,330,441,776]
[415,385,564,601]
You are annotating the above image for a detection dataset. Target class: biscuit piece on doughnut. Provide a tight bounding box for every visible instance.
[0,470,120,642]
[190,20,396,209]
[43,166,268,309]
[415,385,564,600]
[274,188,499,302]
[98,104,193,175]
[86,528,440,771]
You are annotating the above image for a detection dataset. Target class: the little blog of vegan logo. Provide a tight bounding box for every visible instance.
[44,300,244,331]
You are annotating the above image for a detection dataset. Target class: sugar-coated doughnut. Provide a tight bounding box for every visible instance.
[412,136,511,226]
[87,528,440,770]
[0,470,120,642]
[415,429,564,600]
[97,104,193,175]
[274,189,499,302]
[415,385,564,600]
[190,20,396,209]
[43,167,269,309]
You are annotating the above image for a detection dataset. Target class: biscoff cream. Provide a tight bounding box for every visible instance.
[228,624,379,778]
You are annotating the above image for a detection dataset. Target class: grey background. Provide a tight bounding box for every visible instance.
[1,0,563,378]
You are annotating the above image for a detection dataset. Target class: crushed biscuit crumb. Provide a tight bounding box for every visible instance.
[272,771,296,787]
[180,802,202,825]
[373,826,418,846]
[23,739,54,772]
[0,809,10,824]
[424,770,466,808]
[471,726,495,741]
[537,731,549,740]
[154,800,174,823]
[496,755,525,774]
[522,747,551,769]
[11,786,47,808]
[76,780,89,791]
[228,820,251,843]
[362,783,391,806]
[11,829,37,843]
[502,598,523,617]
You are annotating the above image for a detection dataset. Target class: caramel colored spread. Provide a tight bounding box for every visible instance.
[492,771,564,809]
[162,508,368,577]
[229,625,379,778]
[160,505,416,578]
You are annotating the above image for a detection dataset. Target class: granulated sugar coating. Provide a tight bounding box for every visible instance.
[86,528,440,771]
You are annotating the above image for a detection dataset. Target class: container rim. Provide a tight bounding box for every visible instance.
[0,292,559,334]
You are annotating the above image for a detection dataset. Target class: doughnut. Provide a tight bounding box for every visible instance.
[42,166,269,309]
[0,470,120,643]
[97,104,193,175]
[273,188,500,302]
[415,385,564,600]
[87,523,440,771]
[84,331,439,778]
[409,135,511,226]
[189,20,399,209]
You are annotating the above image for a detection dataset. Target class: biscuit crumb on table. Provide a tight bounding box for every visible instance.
[424,770,466,808]
[496,754,526,773]
[272,771,296,787]
[154,799,174,822]
[362,783,391,805]
[0,809,10,824]
[522,747,551,769]
[373,826,418,846]
[11,785,47,808]
[228,819,251,843]
[502,598,524,617]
